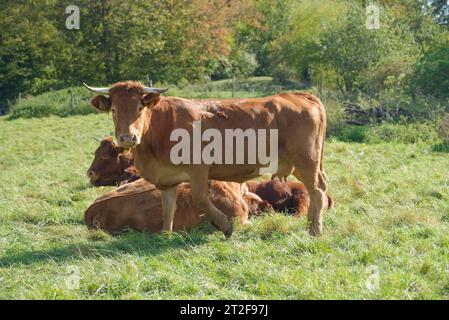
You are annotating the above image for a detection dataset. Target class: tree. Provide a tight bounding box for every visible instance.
[430,0,449,27]
[413,42,449,98]
[0,0,64,111]
[234,0,294,77]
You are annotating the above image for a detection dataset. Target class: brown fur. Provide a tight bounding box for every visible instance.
[85,179,268,234]
[87,137,139,186]
[246,179,333,217]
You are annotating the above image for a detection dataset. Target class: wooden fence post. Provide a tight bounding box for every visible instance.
[232,75,236,98]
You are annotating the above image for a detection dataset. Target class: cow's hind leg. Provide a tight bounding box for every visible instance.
[293,158,328,236]
[189,170,233,238]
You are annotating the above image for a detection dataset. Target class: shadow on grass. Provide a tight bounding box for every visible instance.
[0,225,218,267]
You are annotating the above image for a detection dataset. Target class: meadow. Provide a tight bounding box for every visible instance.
[0,88,448,299]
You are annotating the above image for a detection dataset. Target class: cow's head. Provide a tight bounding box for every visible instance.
[84,81,167,148]
[87,137,134,186]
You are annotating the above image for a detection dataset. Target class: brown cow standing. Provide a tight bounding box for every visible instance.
[85,179,269,234]
[84,81,329,236]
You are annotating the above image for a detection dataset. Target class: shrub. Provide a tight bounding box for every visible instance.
[336,126,368,143]
[333,123,440,144]
[438,113,449,144]
[368,123,440,144]
[413,44,449,99]
[9,87,96,119]
[434,113,449,152]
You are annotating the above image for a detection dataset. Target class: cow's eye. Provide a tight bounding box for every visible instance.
[111,108,116,114]
[138,106,143,113]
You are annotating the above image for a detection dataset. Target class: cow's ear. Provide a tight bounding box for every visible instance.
[142,93,161,108]
[91,95,111,112]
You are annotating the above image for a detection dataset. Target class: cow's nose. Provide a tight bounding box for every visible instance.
[119,134,138,146]
[87,170,98,181]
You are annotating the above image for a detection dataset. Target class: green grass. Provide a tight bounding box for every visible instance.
[0,112,449,299]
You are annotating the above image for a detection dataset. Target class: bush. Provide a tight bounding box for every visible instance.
[9,87,96,119]
[438,113,449,144]
[333,123,441,144]
[368,123,440,144]
[336,126,369,143]
[413,44,449,99]
[434,113,449,152]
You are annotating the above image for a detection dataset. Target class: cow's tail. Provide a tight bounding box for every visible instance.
[317,97,328,192]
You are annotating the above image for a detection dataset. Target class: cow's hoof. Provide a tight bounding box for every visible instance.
[308,225,323,237]
[223,222,233,238]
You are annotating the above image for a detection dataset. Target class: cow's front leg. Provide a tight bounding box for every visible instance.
[161,186,178,232]
[189,170,233,238]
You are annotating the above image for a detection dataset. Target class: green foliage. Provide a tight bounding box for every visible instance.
[0,0,252,112]
[9,87,96,119]
[439,113,449,143]
[234,0,294,78]
[0,0,66,110]
[280,0,436,99]
[334,123,441,145]
[413,42,449,99]
[434,113,449,152]
[430,0,449,27]
[1,0,448,124]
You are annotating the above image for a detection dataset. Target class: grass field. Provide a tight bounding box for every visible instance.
[0,109,449,299]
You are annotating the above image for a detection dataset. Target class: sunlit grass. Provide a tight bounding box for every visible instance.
[0,113,448,299]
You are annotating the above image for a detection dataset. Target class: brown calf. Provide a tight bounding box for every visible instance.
[87,137,139,186]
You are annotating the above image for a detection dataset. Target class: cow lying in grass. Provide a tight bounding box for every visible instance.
[85,179,270,234]
[87,138,331,217]
[246,178,333,217]
[87,137,139,186]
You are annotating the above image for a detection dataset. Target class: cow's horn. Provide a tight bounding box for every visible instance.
[142,87,168,94]
[83,83,111,95]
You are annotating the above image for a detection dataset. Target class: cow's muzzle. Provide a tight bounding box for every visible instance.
[87,169,98,182]
[118,134,139,148]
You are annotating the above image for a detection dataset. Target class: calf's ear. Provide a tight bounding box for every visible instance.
[91,95,111,112]
[142,93,161,108]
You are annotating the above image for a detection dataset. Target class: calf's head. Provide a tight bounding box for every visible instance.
[84,81,167,148]
[87,137,134,186]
